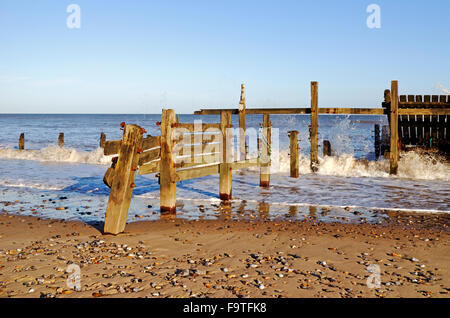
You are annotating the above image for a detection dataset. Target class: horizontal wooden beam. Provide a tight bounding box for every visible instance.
[171,123,221,131]
[103,140,121,155]
[231,158,260,170]
[195,107,385,115]
[142,136,160,150]
[175,164,219,182]
[138,160,160,175]
[397,108,450,115]
[173,142,220,156]
[174,153,220,169]
[138,147,161,165]
[104,135,161,156]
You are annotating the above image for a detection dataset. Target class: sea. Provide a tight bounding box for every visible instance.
[0,114,449,225]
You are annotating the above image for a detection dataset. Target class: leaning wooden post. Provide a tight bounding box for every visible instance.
[160,109,177,213]
[323,140,331,157]
[219,111,233,200]
[288,130,299,178]
[104,124,144,234]
[238,84,247,161]
[19,133,24,150]
[100,132,106,148]
[260,114,271,187]
[58,133,64,147]
[390,80,399,175]
[310,81,319,172]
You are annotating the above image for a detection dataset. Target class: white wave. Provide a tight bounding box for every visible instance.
[0,146,113,165]
[273,150,450,181]
[0,180,64,191]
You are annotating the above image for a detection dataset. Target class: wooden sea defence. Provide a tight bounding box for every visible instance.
[101,80,449,234]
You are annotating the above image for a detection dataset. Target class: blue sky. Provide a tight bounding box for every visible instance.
[0,0,449,113]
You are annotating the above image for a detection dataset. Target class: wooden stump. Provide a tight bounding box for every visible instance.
[323,140,331,157]
[238,84,247,161]
[19,133,24,150]
[104,124,144,235]
[260,114,271,187]
[310,81,319,172]
[100,132,106,148]
[288,130,299,178]
[390,81,399,175]
[58,133,64,147]
[160,109,177,213]
[374,124,380,159]
[219,111,233,200]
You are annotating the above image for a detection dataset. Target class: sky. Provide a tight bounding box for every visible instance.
[0,0,449,114]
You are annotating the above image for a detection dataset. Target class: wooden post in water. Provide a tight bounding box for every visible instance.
[382,125,389,158]
[374,124,380,159]
[219,111,233,200]
[260,114,271,187]
[323,140,331,157]
[390,80,399,175]
[160,109,177,213]
[104,124,144,234]
[58,133,64,147]
[310,81,319,172]
[19,133,24,150]
[288,130,299,178]
[100,132,106,148]
[238,84,247,161]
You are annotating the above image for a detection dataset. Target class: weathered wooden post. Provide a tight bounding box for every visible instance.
[288,130,299,178]
[19,133,24,150]
[374,124,380,159]
[323,140,331,157]
[100,132,106,148]
[310,81,319,172]
[160,109,177,213]
[104,124,144,234]
[260,114,271,187]
[58,133,64,147]
[220,111,233,200]
[382,125,389,158]
[390,80,399,175]
[238,84,247,161]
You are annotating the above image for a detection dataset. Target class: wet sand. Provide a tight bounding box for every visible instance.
[0,211,449,298]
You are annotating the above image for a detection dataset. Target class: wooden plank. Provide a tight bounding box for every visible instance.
[160,109,177,213]
[142,135,160,150]
[416,114,425,146]
[219,111,233,200]
[195,107,384,115]
[231,158,259,170]
[310,81,319,172]
[390,81,399,175]
[319,108,385,115]
[173,142,220,157]
[104,124,144,235]
[431,114,438,148]
[289,131,299,178]
[19,133,24,150]
[175,164,220,182]
[138,147,161,165]
[58,133,64,147]
[423,115,431,148]
[260,114,271,187]
[238,83,247,161]
[398,108,450,115]
[104,140,121,155]
[138,160,160,175]
[100,132,106,148]
[171,123,220,131]
[175,153,220,169]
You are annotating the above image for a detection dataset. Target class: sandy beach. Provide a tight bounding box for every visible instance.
[0,209,448,299]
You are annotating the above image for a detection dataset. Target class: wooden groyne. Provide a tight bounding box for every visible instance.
[101,80,450,234]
